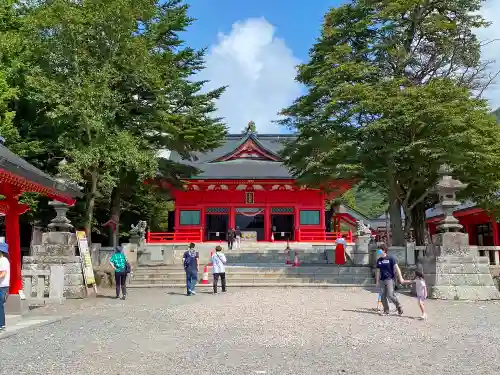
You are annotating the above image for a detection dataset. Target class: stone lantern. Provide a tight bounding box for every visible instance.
[434,165,467,233]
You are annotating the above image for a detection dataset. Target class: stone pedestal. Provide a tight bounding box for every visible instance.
[123,243,138,267]
[420,232,500,300]
[353,235,371,265]
[22,231,86,299]
[388,246,406,265]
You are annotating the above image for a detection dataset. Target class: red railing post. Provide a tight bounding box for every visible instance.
[146,231,151,243]
[348,230,353,242]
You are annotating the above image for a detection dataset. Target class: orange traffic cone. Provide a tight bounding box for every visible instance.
[208,251,213,266]
[201,265,210,284]
[292,251,300,267]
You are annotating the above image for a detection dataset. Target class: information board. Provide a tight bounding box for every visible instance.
[76,231,96,286]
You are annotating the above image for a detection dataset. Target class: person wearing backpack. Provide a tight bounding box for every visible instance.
[211,245,227,294]
[183,243,199,296]
[109,246,129,300]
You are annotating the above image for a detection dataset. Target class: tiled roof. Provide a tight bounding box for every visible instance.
[0,143,83,198]
[425,200,477,218]
[169,134,296,179]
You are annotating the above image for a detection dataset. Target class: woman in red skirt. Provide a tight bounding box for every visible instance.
[334,235,347,265]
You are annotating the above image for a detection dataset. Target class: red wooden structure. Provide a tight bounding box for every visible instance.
[148,133,355,243]
[426,203,500,264]
[0,142,82,295]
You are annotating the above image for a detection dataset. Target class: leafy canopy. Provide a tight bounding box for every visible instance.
[280,0,500,238]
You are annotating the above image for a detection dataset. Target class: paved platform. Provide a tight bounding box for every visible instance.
[0,314,65,340]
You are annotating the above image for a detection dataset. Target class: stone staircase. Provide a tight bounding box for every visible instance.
[129,264,375,288]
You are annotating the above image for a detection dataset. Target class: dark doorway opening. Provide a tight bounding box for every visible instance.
[236,214,265,241]
[205,214,229,241]
[271,214,294,241]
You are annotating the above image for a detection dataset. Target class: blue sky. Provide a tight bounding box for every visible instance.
[183,0,343,61]
[178,0,345,133]
[179,0,500,133]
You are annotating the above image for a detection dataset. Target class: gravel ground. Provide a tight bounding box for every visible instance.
[2,287,500,375]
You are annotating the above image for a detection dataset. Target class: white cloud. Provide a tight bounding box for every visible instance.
[477,0,500,110]
[197,18,302,133]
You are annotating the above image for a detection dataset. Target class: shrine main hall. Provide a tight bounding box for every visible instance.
[149,133,354,243]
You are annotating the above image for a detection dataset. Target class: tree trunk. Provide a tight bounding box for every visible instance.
[389,191,405,246]
[84,167,98,245]
[109,185,121,247]
[411,201,427,246]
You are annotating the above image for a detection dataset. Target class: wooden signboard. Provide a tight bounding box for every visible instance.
[76,231,97,294]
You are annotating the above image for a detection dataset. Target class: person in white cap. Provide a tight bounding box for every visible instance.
[0,242,10,331]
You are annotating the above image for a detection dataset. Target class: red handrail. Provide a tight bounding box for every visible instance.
[298,229,353,242]
[147,229,203,243]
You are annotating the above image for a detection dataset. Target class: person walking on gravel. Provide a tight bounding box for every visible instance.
[110,246,129,300]
[183,243,199,296]
[212,245,227,294]
[375,244,404,316]
[0,242,10,331]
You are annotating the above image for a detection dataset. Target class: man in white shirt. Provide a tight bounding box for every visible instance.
[211,245,227,294]
[0,243,10,331]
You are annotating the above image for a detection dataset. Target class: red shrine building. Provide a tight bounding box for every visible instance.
[0,139,82,297]
[148,133,354,243]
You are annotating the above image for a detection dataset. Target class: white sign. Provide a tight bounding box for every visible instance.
[216,232,219,237]
[76,231,96,286]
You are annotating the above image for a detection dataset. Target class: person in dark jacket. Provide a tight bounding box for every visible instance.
[183,243,199,296]
[227,228,235,250]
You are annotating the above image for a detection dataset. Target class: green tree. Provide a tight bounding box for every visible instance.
[242,120,257,134]
[20,0,226,242]
[280,0,500,245]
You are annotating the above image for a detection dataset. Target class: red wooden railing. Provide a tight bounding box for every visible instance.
[147,229,354,243]
[297,229,353,243]
[147,229,203,243]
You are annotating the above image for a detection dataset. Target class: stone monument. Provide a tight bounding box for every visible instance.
[419,165,500,300]
[23,160,86,299]
[353,221,371,265]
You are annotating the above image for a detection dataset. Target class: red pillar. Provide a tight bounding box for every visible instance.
[264,206,270,241]
[294,207,301,241]
[229,206,235,229]
[5,194,23,295]
[492,218,499,246]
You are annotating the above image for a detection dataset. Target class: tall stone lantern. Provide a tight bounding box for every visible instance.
[419,165,500,300]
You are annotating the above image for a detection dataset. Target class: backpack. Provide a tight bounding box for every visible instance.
[184,251,196,269]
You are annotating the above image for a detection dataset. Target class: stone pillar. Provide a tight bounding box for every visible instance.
[420,165,500,300]
[353,235,371,265]
[388,246,406,265]
[406,242,416,266]
[23,202,86,299]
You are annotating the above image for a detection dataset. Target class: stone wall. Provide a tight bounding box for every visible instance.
[22,256,86,298]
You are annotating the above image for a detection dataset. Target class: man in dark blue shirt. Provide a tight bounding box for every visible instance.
[183,243,199,296]
[375,244,403,315]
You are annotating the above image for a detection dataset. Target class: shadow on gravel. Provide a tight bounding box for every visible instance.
[167,291,215,296]
[96,295,119,299]
[342,308,417,320]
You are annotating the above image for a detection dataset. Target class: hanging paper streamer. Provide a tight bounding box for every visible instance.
[236,208,264,217]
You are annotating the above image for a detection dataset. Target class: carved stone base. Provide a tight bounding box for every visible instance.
[388,246,406,265]
[353,235,371,265]
[420,255,500,300]
[22,256,87,299]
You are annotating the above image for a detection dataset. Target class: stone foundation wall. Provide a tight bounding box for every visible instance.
[22,256,86,298]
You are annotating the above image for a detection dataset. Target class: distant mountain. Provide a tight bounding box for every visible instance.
[495,107,500,123]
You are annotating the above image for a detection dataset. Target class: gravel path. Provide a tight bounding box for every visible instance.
[2,287,500,375]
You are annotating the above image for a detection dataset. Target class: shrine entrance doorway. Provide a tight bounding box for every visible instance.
[235,208,264,241]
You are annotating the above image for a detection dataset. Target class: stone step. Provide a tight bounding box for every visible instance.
[133,266,373,276]
[128,283,374,288]
[131,276,374,285]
